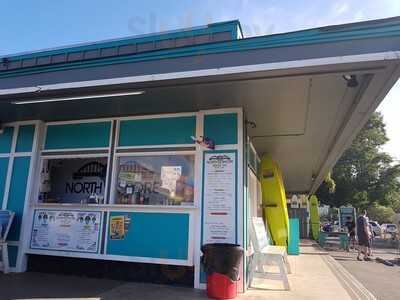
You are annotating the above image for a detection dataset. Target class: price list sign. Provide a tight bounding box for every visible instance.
[203,151,236,244]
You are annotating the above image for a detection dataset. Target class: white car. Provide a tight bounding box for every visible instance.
[368,221,381,237]
[381,223,398,235]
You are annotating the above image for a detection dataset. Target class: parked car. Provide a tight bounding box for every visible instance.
[381,223,398,235]
[368,221,381,237]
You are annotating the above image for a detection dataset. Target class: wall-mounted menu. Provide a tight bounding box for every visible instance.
[203,151,236,244]
[30,210,102,253]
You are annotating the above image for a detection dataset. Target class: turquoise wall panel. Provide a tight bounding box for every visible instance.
[204,113,238,145]
[288,218,300,255]
[7,245,18,267]
[16,125,35,152]
[119,117,196,146]
[0,158,9,208]
[6,157,31,241]
[107,212,189,260]
[45,122,111,150]
[0,127,14,153]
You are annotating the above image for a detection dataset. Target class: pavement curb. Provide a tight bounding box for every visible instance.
[321,254,377,300]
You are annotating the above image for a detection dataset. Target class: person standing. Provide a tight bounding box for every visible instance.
[357,211,371,261]
[345,216,356,250]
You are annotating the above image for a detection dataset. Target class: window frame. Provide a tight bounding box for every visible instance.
[35,153,111,205]
[110,150,197,207]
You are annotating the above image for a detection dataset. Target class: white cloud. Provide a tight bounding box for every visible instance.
[333,2,350,15]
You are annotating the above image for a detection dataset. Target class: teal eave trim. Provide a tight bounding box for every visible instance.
[2,18,400,79]
[3,20,241,62]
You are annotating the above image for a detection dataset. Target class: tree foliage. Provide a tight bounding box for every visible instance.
[317,112,400,213]
[367,204,395,224]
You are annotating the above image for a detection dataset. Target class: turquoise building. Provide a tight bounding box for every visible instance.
[1,17,400,292]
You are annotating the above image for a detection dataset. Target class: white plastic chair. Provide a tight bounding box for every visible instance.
[249,217,291,290]
[0,210,15,274]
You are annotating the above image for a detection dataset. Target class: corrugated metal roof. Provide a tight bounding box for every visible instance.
[1,17,400,79]
[0,20,242,72]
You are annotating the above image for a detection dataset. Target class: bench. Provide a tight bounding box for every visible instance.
[0,210,15,273]
[249,217,291,290]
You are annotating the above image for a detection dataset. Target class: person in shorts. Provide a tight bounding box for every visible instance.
[345,216,356,250]
[357,210,371,261]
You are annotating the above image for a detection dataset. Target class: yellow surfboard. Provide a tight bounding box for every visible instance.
[309,195,320,240]
[260,154,289,247]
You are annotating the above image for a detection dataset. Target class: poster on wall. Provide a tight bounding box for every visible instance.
[30,210,102,253]
[109,214,131,240]
[203,151,236,244]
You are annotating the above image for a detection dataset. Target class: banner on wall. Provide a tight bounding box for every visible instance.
[203,151,236,244]
[30,210,102,253]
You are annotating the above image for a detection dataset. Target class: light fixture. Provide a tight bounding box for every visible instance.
[342,74,358,88]
[11,90,145,105]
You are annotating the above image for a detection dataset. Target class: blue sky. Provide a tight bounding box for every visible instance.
[1,0,400,157]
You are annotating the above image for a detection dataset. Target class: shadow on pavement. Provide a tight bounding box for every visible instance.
[0,272,124,300]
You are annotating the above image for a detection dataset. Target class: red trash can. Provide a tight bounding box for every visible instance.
[207,272,237,299]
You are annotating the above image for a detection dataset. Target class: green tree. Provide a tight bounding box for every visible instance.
[317,112,400,211]
[367,204,395,224]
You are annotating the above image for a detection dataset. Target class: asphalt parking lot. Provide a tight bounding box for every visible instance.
[329,238,400,300]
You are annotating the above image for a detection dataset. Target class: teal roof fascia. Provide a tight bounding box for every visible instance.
[3,20,241,62]
[1,17,400,79]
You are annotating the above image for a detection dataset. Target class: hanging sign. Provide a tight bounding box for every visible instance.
[30,210,102,253]
[203,151,236,244]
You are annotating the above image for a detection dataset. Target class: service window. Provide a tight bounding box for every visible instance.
[114,154,195,206]
[38,157,108,204]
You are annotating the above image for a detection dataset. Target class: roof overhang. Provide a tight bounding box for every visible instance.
[1,18,400,194]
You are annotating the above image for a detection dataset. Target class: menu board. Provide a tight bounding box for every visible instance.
[30,210,102,253]
[203,151,236,244]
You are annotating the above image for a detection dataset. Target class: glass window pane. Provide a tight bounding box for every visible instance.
[114,155,195,206]
[39,157,108,204]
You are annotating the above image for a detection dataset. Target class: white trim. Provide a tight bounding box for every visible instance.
[13,152,34,157]
[236,108,245,293]
[41,147,110,153]
[40,153,109,160]
[2,120,42,127]
[33,203,198,212]
[193,110,204,289]
[104,121,114,204]
[16,121,41,272]
[1,125,18,210]
[6,240,19,247]
[45,117,115,126]
[116,144,195,150]
[12,91,144,105]
[117,111,196,121]
[1,51,398,97]
[114,150,195,157]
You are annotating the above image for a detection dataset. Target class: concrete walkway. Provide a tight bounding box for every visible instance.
[0,241,362,300]
[240,241,352,300]
[329,238,400,300]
